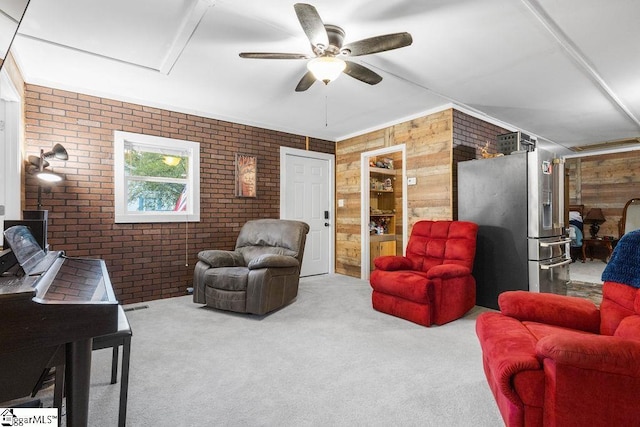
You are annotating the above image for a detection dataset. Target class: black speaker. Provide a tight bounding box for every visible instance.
[23,210,48,220]
[0,248,18,274]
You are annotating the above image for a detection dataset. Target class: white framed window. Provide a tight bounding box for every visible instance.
[114,131,200,223]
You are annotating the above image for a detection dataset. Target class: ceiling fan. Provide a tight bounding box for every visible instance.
[239,3,413,92]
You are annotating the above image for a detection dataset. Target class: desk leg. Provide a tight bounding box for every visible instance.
[581,244,587,263]
[66,339,92,427]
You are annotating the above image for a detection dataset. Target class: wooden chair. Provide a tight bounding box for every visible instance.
[619,198,640,237]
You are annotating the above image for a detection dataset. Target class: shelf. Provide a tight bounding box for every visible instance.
[369,167,395,176]
[370,234,396,242]
[369,159,397,257]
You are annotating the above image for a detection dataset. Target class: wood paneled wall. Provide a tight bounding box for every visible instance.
[567,150,640,238]
[335,110,454,276]
[335,129,388,277]
[334,108,505,277]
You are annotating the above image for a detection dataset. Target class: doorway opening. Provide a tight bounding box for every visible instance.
[563,146,640,289]
[360,145,407,280]
[0,70,22,232]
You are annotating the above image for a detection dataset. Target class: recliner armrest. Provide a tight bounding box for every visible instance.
[475,312,541,406]
[537,333,640,377]
[248,254,299,270]
[373,256,412,271]
[197,250,245,268]
[499,291,600,333]
[614,315,640,341]
[425,264,470,279]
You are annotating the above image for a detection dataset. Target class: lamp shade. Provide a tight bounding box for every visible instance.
[36,170,64,183]
[28,143,69,210]
[584,208,606,224]
[44,143,69,160]
[307,56,346,85]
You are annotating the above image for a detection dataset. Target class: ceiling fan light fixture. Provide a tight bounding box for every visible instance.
[240,4,411,91]
[307,56,346,85]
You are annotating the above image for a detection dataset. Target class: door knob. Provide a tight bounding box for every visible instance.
[324,222,330,227]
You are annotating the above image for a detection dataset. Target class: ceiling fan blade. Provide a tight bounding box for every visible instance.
[342,32,413,57]
[295,71,317,92]
[239,52,310,60]
[294,3,329,49]
[343,61,383,85]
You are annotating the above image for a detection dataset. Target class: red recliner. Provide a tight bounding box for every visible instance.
[369,220,478,327]
[476,230,640,426]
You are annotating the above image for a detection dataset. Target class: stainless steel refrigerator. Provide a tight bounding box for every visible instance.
[458,148,570,309]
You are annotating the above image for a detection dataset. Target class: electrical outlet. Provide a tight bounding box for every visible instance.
[407,177,417,185]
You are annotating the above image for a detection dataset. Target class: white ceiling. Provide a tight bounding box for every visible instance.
[10,0,640,155]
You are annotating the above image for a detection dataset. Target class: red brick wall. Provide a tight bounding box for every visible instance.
[24,85,334,304]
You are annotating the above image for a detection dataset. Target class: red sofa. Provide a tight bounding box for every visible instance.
[476,283,640,426]
[369,220,478,327]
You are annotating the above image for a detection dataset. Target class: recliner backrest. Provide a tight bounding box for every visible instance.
[599,282,640,336]
[235,219,310,265]
[405,220,478,272]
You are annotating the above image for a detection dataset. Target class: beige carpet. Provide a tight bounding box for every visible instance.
[85,274,502,426]
[569,259,606,284]
[13,271,608,425]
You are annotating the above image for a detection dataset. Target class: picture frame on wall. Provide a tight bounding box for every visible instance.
[235,153,257,198]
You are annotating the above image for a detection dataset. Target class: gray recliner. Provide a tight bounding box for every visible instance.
[193,219,310,315]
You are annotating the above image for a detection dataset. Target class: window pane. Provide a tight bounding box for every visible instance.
[115,131,200,223]
[124,148,189,179]
[127,181,187,212]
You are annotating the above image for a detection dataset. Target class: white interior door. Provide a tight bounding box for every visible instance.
[280,147,334,277]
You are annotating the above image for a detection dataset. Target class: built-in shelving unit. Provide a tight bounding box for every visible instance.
[369,159,396,269]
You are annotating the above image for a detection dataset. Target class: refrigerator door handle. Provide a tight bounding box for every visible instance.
[539,238,572,247]
[540,258,572,270]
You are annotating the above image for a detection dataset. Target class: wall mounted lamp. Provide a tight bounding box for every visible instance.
[27,143,69,209]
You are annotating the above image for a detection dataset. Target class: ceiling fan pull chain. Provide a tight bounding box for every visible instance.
[325,94,328,127]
